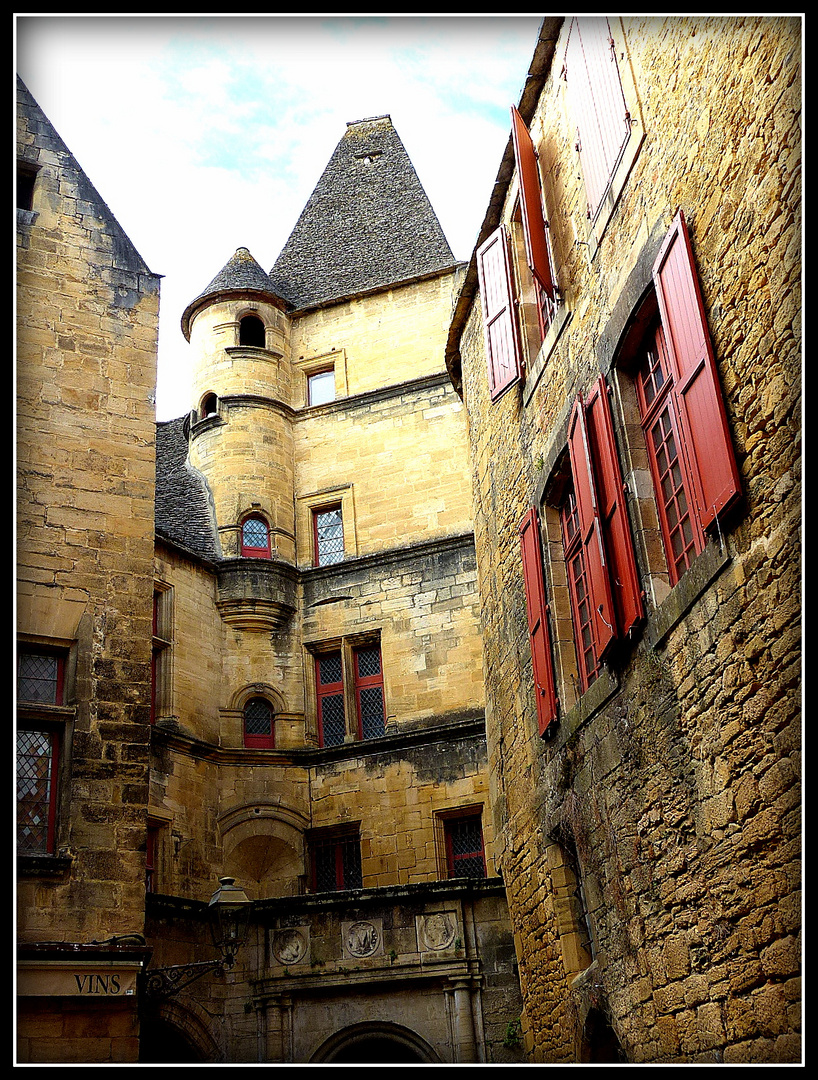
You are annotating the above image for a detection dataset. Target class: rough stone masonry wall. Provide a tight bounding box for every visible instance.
[17,83,160,944]
[459,16,800,1064]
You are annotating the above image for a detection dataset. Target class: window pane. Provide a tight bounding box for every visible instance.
[17,729,56,853]
[244,699,272,736]
[320,693,346,746]
[315,507,344,565]
[18,652,61,704]
[308,369,335,406]
[358,686,385,740]
[447,817,486,879]
[242,517,268,549]
[318,652,343,687]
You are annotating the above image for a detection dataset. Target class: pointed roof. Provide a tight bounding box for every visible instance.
[181,247,281,340]
[268,115,457,310]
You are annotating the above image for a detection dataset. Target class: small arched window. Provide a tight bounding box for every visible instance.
[243,697,275,749]
[239,314,266,348]
[200,392,219,419]
[241,514,271,559]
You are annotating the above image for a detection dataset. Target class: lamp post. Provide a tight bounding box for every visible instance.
[142,877,251,1000]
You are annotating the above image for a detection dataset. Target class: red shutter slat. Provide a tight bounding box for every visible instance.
[510,106,554,298]
[519,507,558,735]
[567,396,616,659]
[652,210,741,531]
[584,376,644,637]
[477,225,522,401]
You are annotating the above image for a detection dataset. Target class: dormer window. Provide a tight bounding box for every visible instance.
[239,314,266,348]
[240,514,272,559]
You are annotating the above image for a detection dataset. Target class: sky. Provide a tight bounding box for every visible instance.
[15,14,544,421]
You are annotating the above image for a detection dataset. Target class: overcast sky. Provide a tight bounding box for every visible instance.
[15,14,543,420]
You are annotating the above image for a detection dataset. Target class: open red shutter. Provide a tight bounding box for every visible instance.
[584,376,644,637]
[510,106,554,298]
[652,210,741,531]
[477,225,522,401]
[519,508,558,735]
[567,396,616,659]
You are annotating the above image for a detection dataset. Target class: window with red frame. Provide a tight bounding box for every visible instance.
[146,824,159,893]
[316,651,346,747]
[444,814,487,880]
[17,650,65,855]
[635,211,741,584]
[243,697,275,749]
[313,505,343,566]
[241,515,272,559]
[309,829,362,892]
[353,644,385,741]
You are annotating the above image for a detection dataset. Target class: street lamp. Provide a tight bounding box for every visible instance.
[208,876,251,968]
[142,877,251,1000]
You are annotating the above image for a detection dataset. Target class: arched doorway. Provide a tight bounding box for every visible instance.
[312,1022,439,1064]
[139,1017,206,1063]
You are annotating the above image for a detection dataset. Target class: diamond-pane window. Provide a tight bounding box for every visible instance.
[17,728,59,853]
[310,833,362,892]
[241,515,271,558]
[354,644,385,740]
[243,697,274,749]
[316,651,346,747]
[18,652,63,705]
[313,506,344,566]
[445,815,486,880]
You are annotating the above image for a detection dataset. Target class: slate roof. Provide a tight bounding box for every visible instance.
[181,247,279,340]
[155,417,220,562]
[268,115,457,310]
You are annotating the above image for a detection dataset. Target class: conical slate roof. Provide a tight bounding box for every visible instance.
[181,246,279,340]
[268,115,457,310]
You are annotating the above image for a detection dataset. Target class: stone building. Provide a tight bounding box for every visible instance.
[16,75,160,1062]
[445,15,801,1065]
[17,85,524,1064]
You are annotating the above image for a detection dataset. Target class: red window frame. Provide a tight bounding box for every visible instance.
[444,814,487,880]
[312,504,344,566]
[315,651,346,747]
[240,514,272,559]
[353,644,385,741]
[565,16,631,219]
[309,831,362,893]
[146,824,159,893]
[243,696,275,749]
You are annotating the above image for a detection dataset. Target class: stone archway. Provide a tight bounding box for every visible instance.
[139,999,220,1063]
[311,1021,440,1064]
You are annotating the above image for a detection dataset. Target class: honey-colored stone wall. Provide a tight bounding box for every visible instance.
[16,81,159,945]
[456,16,800,1065]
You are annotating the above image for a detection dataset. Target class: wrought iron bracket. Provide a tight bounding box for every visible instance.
[140,958,225,1000]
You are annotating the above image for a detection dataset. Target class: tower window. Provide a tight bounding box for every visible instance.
[243,697,275,749]
[239,314,266,348]
[17,162,38,212]
[241,514,272,559]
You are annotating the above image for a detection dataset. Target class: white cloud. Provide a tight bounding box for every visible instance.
[16,14,542,419]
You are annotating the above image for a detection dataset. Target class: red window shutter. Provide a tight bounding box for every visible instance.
[477,225,522,401]
[567,396,617,659]
[510,106,554,298]
[519,507,558,735]
[566,17,630,218]
[652,211,741,531]
[583,376,644,636]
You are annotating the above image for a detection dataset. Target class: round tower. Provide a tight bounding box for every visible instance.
[181,247,296,568]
